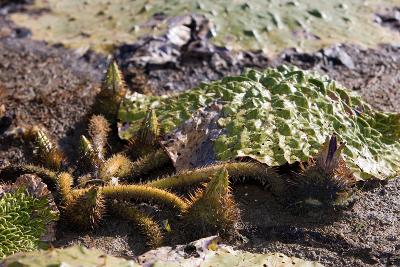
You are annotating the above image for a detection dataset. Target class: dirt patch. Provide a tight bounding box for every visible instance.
[280,44,400,113]
[0,16,103,167]
[0,9,399,267]
[235,179,400,267]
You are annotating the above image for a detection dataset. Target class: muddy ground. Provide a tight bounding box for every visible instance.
[0,4,399,267]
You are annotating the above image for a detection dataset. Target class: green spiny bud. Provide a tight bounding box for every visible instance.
[138,109,160,146]
[93,61,127,120]
[184,168,240,239]
[80,135,95,160]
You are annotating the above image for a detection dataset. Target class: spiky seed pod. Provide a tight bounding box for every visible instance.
[146,161,270,189]
[56,172,74,207]
[127,149,171,182]
[28,126,63,170]
[79,135,96,162]
[286,135,356,207]
[93,61,127,120]
[109,201,163,248]
[0,164,59,187]
[126,109,161,160]
[184,168,240,239]
[64,187,105,230]
[88,115,110,161]
[138,109,160,146]
[100,185,188,212]
[99,154,133,182]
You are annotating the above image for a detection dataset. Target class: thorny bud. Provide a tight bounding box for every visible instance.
[138,109,160,146]
[93,61,127,120]
[288,135,355,207]
[28,126,63,170]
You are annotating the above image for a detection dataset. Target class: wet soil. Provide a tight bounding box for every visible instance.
[0,6,399,267]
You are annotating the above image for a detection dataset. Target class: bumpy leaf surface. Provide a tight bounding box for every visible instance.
[0,190,58,258]
[119,66,400,180]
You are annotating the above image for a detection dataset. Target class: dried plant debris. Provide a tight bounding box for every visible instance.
[9,0,400,55]
[0,174,59,258]
[119,66,400,181]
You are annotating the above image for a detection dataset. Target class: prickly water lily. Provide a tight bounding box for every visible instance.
[119,66,400,180]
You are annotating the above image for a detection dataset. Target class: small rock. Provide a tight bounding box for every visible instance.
[323,45,355,69]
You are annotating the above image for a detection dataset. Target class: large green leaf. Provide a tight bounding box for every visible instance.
[119,66,400,180]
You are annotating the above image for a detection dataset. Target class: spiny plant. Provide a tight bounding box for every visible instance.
[1,61,378,252]
[1,114,187,243]
[0,174,59,258]
[0,62,188,248]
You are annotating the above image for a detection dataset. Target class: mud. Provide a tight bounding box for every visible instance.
[0,5,399,267]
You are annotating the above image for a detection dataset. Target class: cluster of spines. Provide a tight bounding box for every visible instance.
[88,115,110,161]
[145,161,271,189]
[284,135,356,207]
[183,168,241,239]
[63,187,105,230]
[93,60,127,120]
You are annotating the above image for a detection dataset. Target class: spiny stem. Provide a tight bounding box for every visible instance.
[137,109,160,146]
[99,185,187,212]
[109,201,163,248]
[146,161,270,189]
[0,164,59,186]
[184,168,240,238]
[79,135,100,170]
[57,172,74,207]
[88,115,110,161]
[93,60,127,120]
[127,149,171,181]
[65,186,105,230]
